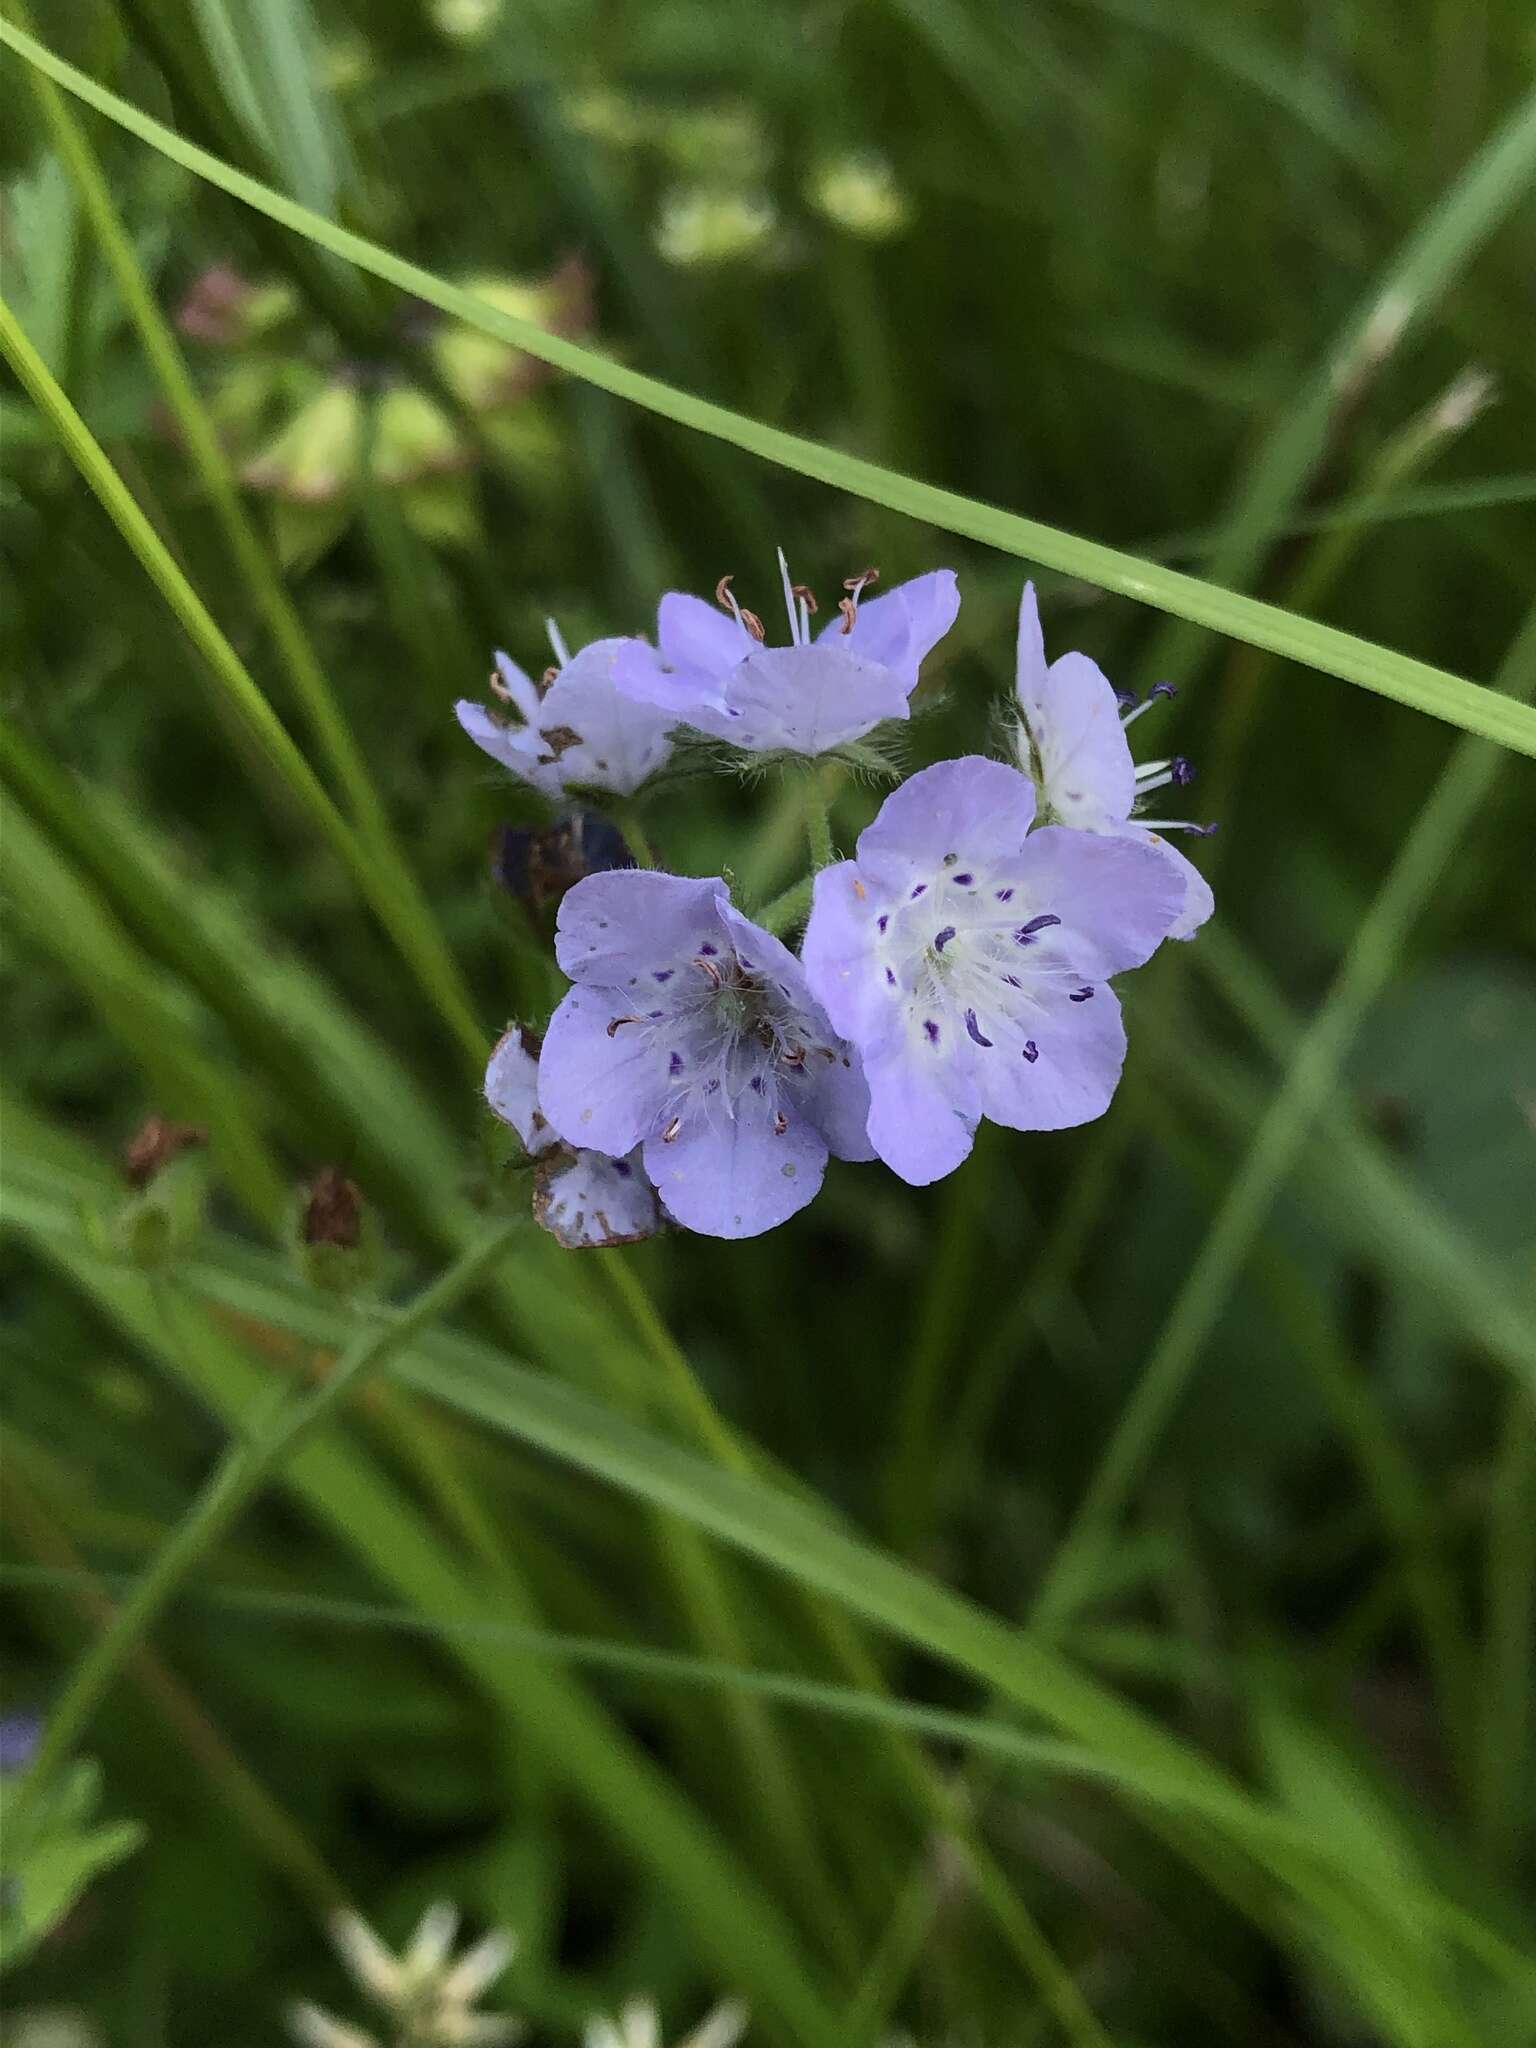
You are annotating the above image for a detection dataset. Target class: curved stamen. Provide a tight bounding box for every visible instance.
[775,547,802,646]
[838,565,880,635]
[1138,818,1220,836]
[1120,680,1177,728]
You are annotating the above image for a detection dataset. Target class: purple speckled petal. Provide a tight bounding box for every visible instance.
[554,870,730,988]
[801,861,898,1046]
[534,1147,659,1247]
[863,1038,980,1186]
[538,984,671,1156]
[970,983,1128,1132]
[816,568,959,690]
[854,756,1037,890]
[484,1026,558,1157]
[1016,827,1183,977]
[643,1091,826,1239]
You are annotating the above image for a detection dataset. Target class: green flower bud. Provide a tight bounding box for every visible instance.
[653,186,779,268]
[806,151,911,240]
[243,380,362,502]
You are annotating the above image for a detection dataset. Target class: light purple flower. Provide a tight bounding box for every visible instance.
[611,550,959,755]
[801,757,1184,1185]
[485,1026,659,1248]
[457,620,675,798]
[537,870,873,1239]
[1012,582,1215,939]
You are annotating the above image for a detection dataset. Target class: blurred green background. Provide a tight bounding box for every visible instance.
[3,1,1535,2043]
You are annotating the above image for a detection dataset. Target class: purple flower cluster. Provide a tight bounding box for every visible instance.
[460,565,1215,1239]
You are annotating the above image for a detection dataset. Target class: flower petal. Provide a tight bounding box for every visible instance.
[804,1046,876,1161]
[534,1148,659,1247]
[801,861,899,1046]
[725,644,911,753]
[817,568,959,690]
[540,636,675,795]
[492,649,544,723]
[657,590,755,680]
[538,985,670,1155]
[863,1038,981,1186]
[484,1026,557,1156]
[971,983,1127,1132]
[1016,826,1183,977]
[554,870,730,987]
[1132,827,1215,939]
[455,699,561,795]
[644,1092,826,1238]
[1013,588,1135,828]
[853,756,1037,888]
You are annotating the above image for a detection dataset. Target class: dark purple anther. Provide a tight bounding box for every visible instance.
[933,926,957,952]
[1014,913,1061,943]
[964,1009,993,1047]
[654,968,674,982]
[612,1159,632,1177]
[1069,986,1094,1003]
[1149,681,1177,702]
[923,1019,941,1044]
[952,872,973,886]
[1194,820,1221,837]
[1116,690,1138,711]
[1022,1040,1039,1063]
[1170,755,1195,787]
[995,887,1014,902]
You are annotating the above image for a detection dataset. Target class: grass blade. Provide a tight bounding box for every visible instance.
[5,18,1535,754]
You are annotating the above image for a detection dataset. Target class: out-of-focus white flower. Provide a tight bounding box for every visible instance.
[431,0,502,39]
[805,151,910,240]
[287,1904,522,2048]
[653,187,778,267]
[584,1996,749,2048]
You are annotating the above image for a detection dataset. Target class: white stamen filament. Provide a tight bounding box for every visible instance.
[776,545,805,646]
[545,616,572,668]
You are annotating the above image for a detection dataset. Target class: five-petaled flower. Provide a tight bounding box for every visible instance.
[1011,582,1215,939]
[486,1026,659,1248]
[457,619,675,798]
[537,870,874,1237]
[801,756,1184,1185]
[612,549,959,755]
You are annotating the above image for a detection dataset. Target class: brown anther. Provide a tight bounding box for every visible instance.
[714,573,738,611]
[302,1166,362,1249]
[817,1046,838,1062]
[606,1014,644,1037]
[123,1115,207,1188]
[773,1112,789,1135]
[790,583,819,614]
[837,597,858,635]
[541,665,560,686]
[852,877,867,900]
[693,955,723,986]
[739,607,766,642]
[842,566,881,591]
[781,1044,806,1069]
[489,665,513,702]
[662,1115,683,1143]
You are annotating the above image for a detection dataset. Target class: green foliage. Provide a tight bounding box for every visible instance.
[3,2,1535,2044]
[0,1759,144,1976]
